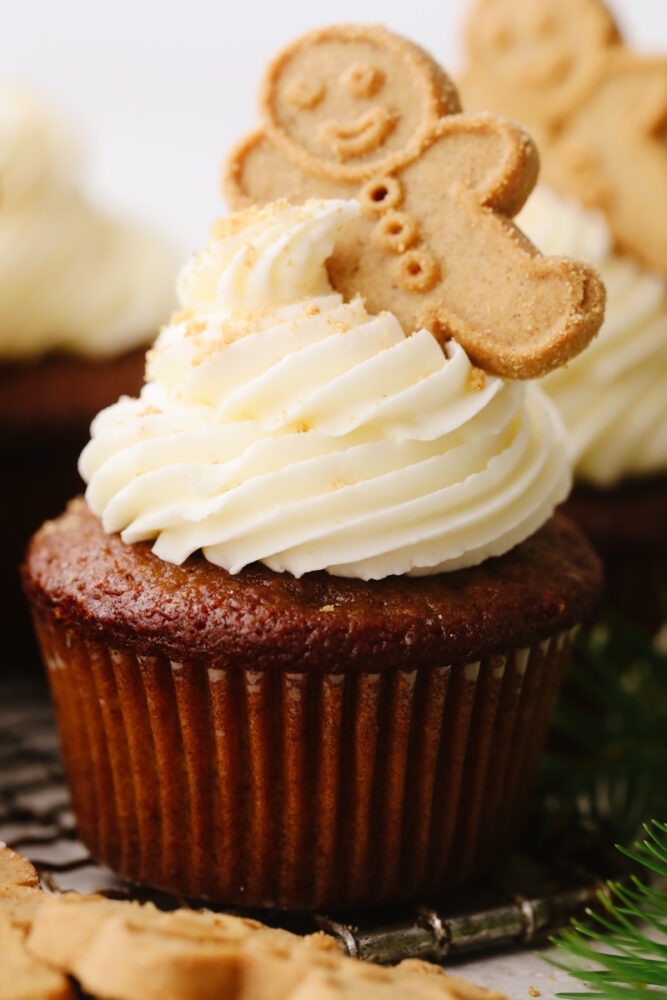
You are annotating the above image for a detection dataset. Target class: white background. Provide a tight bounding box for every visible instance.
[2,0,666,257]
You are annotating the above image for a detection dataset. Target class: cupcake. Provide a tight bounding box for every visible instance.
[24,196,602,909]
[517,188,667,629]
[1,89,176,655]
[460,0,667,629]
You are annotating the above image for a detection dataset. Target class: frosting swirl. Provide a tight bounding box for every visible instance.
[0,90,176,359]
[80,198,571,579]
[518,186,667,487]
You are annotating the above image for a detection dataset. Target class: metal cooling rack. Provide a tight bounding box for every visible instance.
[0,678,622,965]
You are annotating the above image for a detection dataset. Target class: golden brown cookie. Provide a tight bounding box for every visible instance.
[0,921,74,1000]
[26,893,136,973]
[0,843,42,895]
[28,893,506,1000]
[0,846,503,1000]
[0,847,74,1000]
[461,0,667,277]
[223,23,605,379]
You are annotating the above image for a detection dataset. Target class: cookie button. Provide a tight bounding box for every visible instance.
[358,175,403,213]
[374,211,420,253]
[396,248,441,292]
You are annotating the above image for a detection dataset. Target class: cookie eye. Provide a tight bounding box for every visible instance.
[340,62,385,99]
[528,9,557,35]
[492,23,512,50]
[284,77,325,110]
[485,14,513,51]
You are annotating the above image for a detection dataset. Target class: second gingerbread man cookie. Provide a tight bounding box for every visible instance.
[461,0,667,279]
[223,24,605,379]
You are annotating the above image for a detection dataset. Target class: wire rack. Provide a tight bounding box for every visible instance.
[0,678,623,965]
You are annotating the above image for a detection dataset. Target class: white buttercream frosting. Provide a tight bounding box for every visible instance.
[518,186,667,487]
[80,198,571,579]
[0,89,176,359]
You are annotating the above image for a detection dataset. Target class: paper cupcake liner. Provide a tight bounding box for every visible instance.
[34,613,577,910]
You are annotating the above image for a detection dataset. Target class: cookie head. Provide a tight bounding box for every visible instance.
[259,24,460,182]
[464,0,620,129]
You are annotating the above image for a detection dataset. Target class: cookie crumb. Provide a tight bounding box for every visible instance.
[467,366,486,391]
[528,986,540,996]
[185,319,207,338]
[170,307,195,324]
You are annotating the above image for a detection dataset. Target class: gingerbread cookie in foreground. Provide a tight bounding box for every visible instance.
[461,0,667,276]
[223,24,605,379]
[0,846,74,1000]
[27,892,506,1000]
[0,847,504,1000]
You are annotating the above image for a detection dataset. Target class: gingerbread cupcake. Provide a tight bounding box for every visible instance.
[1,89,176,655]
[461,0,667,629]
[24,31,603,910]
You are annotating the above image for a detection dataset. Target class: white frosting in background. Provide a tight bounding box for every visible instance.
[178,199,346,310]
[80,198,571,580]
[518,186,667,488]
[0,90,176,359]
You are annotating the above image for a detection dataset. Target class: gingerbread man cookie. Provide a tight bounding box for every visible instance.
[461,0,667,277]
[0,846,505,1000]
[27,892,506,1000]
[223,24,605,380]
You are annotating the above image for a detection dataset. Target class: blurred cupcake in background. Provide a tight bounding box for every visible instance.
[516,188,666,631]
[460,0,667,630]
[1,88,176,658]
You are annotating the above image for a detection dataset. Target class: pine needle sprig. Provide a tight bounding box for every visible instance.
[546,820,667,999]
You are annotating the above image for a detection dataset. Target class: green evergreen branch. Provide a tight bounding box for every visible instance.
[546,821,667,999]
[537,618,667,845]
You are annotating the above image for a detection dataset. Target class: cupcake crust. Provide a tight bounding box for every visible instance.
[24,499,602,670]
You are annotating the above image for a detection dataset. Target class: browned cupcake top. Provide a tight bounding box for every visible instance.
[24,499,601,670]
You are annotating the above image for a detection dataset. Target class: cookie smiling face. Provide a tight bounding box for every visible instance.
[259,24,460,181]
[480,3,576,88]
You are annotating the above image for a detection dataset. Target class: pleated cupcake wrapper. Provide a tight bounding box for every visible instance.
[33,613,578,910]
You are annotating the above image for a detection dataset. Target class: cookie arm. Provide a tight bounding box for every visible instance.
[222,128,353,211]
[222,129,267,210]
[428,211,606,379]
[427,114,540,217]
[428,191,606,377]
